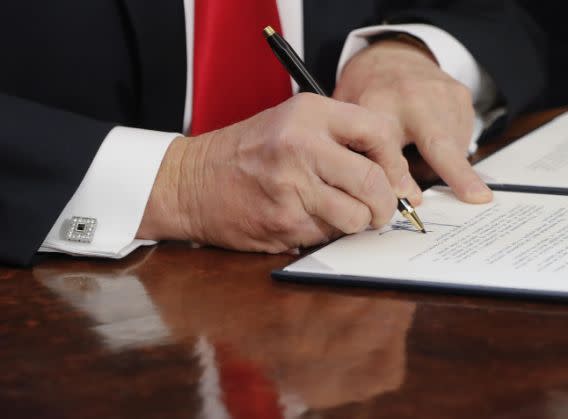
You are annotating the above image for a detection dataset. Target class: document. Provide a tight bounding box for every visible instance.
[277,114,568,298]
[475,112,568,189]
[277,187,568,297]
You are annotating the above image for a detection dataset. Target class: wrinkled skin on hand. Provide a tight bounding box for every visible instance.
[139,93,421,253]
[334,39,493,204]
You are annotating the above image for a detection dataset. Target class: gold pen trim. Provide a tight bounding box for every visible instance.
[398,198,426,233]
[263,26,276,38]
[261,26,426,234]
[400,209,426,233]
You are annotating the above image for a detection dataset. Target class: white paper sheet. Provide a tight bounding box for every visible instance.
[475,112,568,188]
[284,187,568,294]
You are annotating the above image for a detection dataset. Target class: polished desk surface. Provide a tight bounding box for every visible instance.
[2,110,568,419]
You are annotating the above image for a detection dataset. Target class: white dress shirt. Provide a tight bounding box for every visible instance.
[39,0,497,258]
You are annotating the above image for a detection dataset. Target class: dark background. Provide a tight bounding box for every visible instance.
[521,2,568,109]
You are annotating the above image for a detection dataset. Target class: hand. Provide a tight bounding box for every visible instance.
[144,265,415,410]
[334,38,493,203]
[137,93,420,253]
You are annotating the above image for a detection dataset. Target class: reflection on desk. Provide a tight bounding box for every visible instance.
[34,253,414,418]
[2,109,568,418]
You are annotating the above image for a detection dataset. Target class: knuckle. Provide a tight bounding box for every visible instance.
[279,176,300,198]
[337,100,366,123]
[344,211,371,234]
[453,81,473,104]
[381,113,404,136]
[266,214,292,234]
[376,196,398,227]
[359,89,381,108]
[360,164,385,196]
[271,117,318,161]
[343,207,370,234]
[393,77,420,97]
[409,78,448,100]
[291,92,323,111]
[375,116,405,150]
[269,125,303,161]
[422,134,448,155]
[266,206,302,235]
[265,241,290,254]
[419,79,452,101]
[261,162,294,193]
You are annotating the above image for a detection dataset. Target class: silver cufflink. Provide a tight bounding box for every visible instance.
[65,216,97,243]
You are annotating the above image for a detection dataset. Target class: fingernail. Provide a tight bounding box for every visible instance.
[286,248,301,256]
[467,181,492,202]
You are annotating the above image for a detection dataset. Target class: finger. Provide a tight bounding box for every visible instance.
[407,175,423,206]
[304,182,375,234]
[246,216,335,254]
[283,248,301,255]
[396,84,490,203]
[394,155,423,205]
[313,140,398,228]
[324,101,415,198]
[419,137,492,203]
[291,215,340,248]
[271,216,342,253]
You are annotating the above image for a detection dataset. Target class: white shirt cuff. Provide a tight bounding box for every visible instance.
[39,126,179,259]
[337,23,501,152]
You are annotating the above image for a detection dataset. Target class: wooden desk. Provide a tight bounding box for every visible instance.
[2,109,568,418]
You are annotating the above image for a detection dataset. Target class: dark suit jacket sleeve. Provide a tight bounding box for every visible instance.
[385,1,547,118]
[0,93,114,266]
[0,2,186,267]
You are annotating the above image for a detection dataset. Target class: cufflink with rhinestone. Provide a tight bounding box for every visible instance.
[65,216,97,243]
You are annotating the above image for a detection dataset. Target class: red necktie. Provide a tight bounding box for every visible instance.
[191,0,292,136]
[215,343,284,419]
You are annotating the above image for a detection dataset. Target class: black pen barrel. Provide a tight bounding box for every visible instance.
[263,26,425,234]
[266,33,327,96]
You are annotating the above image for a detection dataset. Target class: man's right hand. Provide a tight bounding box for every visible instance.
[137,93,421,253]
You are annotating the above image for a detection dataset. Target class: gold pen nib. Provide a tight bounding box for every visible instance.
[263,26,276,38]
[398,198,426,234]
[409,211,427,234]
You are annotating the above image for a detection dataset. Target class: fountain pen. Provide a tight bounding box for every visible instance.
[263,26,426,234]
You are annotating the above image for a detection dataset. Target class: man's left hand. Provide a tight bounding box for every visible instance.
[334,38,493,204]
